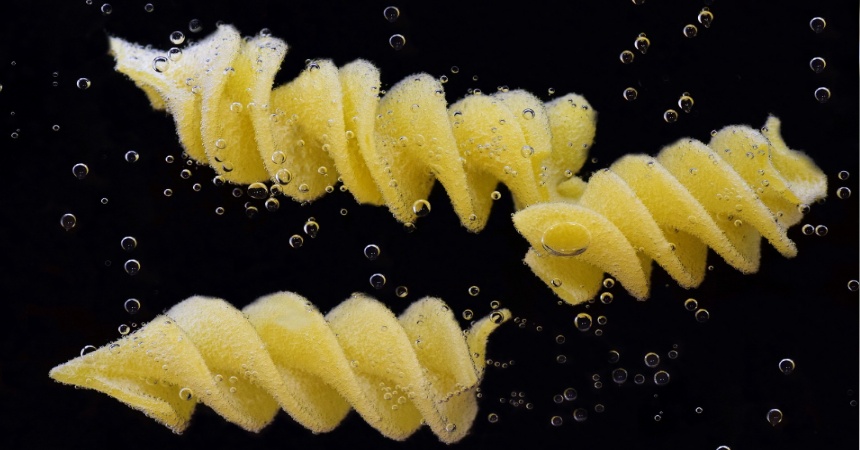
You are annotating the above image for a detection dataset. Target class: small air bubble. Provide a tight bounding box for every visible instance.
[303,219,319,238]
[766,408,783,426]
[412,199,431,217]
[100,3,112,15]
[383,6,400,22]
[663,109,679,123]
[814,225,828,236]
[118,324,130,335]
[152,56,169,73]
[634,33,650,54]
[678,93,694,113]
[619,50,635,64]
[654,370,670,385]
[72,163,89,180]
[124,259,141,276]
[695,308,710,322]
[698,8,714,28]
[60,214,77,231]
[684,298,698,311]
[837,170,849,180]
[370,273,387,289]
[289,235,304,248]
[683,24,699,38]
[124,298,141,314]
[80,345,96,356]
[778,358,796,375]
[574,313,592,332]
[814,87,831,103]
[468,286,480,296]
[847,280,859,291]
[169,31,185,45]
[389,34,406,50]
[144,3,154,12]
[395,286,409,298]
[809,17,826,33]
[809,57,826,73]
[124,150,139,162]
[645,352,660,368]
[120,236,137,251]
[836,187,851,199]
[189,19,203,33]
[623,87,638,101]
[364,244,381,260]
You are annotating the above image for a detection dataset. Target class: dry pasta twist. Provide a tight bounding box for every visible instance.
[513,117,827,305]
[108,25,596,232]
[49,291,510,443]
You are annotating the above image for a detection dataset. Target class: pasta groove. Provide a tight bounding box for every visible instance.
[49,292,510,443]
[108,25,596,232]
[109,25,827,304]
[513,117,827,305]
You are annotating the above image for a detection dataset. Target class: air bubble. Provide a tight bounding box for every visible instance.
[264,198,279,211]
[120,236,137,251]
[468,286,480,296]
[383,6,400,22]
[152,56,169,73]
[573,408,588,422]
[364,244,381,260]
[72,163,89,180]
[412,199,431,217]
[654,370,670,386]
[837,170,849,180]
[389,34,406,50]
[814,225,828,236]
[683,24,699,38]
[809,17,826,33]
[189,19,203,33]
[124,259,141,276]
[302,219,319,238]
[370,273,387,289]
[100,3,112,15]
[169,31,185,45]
[462,309,474,320]
[124,150,139,162]
[118,324,130,335]
[574,313,592,332]
[163,188,173,197]
[766,408,783,426]
[836,187,851,199]
[487,413,499,423]
[395,286,409,298]
[144,3,154,12]
[663,109,679,123]
[80,345,96,356]
[550,416,563,426]
[695,308,710,322]
[644,352,660,368]
[809,57,826,73]
[58,213,78,231]
[289,235,304,248]
[684,298,698,311]
[599,292,613,304]
[619,50,635,64]
[814,87,831,103]
[698,8,714,28]
[778,358,795,375]
[124,298,141,314]
[634,33,650,54]
[612,368,628,384]
[247,182,268,199]
[165,155,175,163]
[490,191,501,200]
[522,108,535,120]
[541,222,591,256]
[623,87,638,101]
[678,93,694,113]
[179,387,194,401]
[521,145,534,158]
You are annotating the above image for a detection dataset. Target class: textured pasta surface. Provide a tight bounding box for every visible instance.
[49,292,510,443]
[108,25,596,232]
[109,26,827,304]
[513,117,827,304]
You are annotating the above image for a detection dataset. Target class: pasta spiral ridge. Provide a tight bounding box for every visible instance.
[49,291,511,443]
[108,25,596,232]
[512,117,828,305]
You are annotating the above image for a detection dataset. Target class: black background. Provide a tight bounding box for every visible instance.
[0,1,857,449]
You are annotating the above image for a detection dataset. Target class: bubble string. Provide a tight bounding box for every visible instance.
[49,291,511,443]
[513,117,827,305]
[108,24,595,232]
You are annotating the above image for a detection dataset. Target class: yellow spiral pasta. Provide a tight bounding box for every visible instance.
[513,117,828,305]
[109,25,827,305]
[108,24,596,232]
[49,291,510,443]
